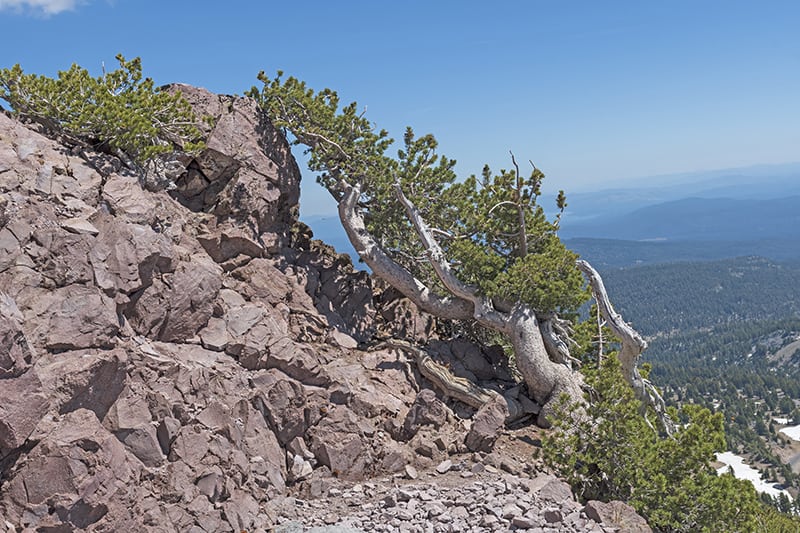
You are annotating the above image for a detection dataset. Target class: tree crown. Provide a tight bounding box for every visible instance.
[0,54,204,169]
[251,72,588,316]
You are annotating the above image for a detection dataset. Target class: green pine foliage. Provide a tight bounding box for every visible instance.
[540,355,800,532]
[0,55,204,169]
[250,72,588,316]
[443,164,587,314]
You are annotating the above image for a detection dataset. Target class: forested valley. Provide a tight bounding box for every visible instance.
[598,255,800,511]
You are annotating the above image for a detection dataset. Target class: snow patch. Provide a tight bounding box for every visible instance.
[779,424,800,441]
[715,451,790,499]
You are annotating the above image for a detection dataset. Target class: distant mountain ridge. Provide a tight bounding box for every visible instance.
[560,162,800,222]
[566,237,800,268]
[302,163,800,267]
[561,195,800,242]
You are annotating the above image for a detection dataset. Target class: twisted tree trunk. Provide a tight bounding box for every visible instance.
[335,179,585,424]
[258,74,669,430]
[335,179,671,431]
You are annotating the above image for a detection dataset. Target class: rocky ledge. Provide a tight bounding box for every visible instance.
[0,87,647,532]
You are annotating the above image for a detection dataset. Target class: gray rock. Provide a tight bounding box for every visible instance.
[115,424,164,467]
[0,368,49,452]
[538,477,576,504]
[197,225,264,263]
[512,515,539,529]
[125,255,221,342]
[169,85,301,237]
[199,316,229,351]
[584,500,652,533]
[29,284,120,351]
[400,388,448,440]
[222,489,260,531]
[253,377,309,445]
[195,466,226,502]
[465,393,508,453]
[60,217,99,235]
[156,416,181,455]
[543,507,563,523]
[37,348,128,420]
[0,294,35,378]
[0,409,141,529]
[502,502,523,519]
[89,218,176,301]
[436,459,453,474]
[309,407,370,480]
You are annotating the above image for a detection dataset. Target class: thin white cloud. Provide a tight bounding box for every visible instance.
[0,0,85,15]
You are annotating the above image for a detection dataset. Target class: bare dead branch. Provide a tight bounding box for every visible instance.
[510,152,528,257]
[540,318,581,369]
[487,200,519,216]
[577,259,676,436]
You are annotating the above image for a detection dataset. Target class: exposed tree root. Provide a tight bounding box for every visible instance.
[375,339,524,421]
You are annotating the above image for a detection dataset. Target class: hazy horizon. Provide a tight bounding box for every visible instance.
[1,1,797,218]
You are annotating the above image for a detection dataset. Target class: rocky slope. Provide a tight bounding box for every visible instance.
[0,87,648,532]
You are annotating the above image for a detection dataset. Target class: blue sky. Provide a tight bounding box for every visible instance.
[1,0,798,216]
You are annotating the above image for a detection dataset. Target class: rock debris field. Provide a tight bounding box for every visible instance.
[273,459,649,532]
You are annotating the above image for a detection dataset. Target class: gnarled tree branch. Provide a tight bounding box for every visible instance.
[393,181,510,333]
[577,259,675,436]
[337,180,474,321]
[393,180,585,425]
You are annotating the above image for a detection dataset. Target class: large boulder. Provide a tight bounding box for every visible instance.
[1,409,143,530]
[125,255,222,342]
[0,112,102,208]
[584,500,653,532]
[464,393,508,453]
[0,368,49,454]
[399,389,448,441]
[166,85,302,247]
[35,348,128,420]
[308,405,374,480]
[24,284,120,351]
[89,217,177,302]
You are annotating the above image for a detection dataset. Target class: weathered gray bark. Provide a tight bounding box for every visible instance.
[336,179,582,416]
[337,182,474,321]
[505,306,585,425]
[391,182,585,425]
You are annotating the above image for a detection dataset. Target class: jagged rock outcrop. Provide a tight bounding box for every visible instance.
[0,89,649,532]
